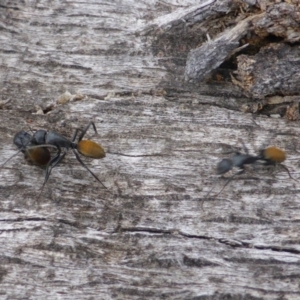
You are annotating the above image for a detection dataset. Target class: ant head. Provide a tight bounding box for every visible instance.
[260,146,286,164]
[217,158,233,175]
[13,131,32,149]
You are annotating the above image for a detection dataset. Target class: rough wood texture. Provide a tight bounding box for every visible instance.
[236,44,300,98]
[1,1,300,299]
[185,13,260,81]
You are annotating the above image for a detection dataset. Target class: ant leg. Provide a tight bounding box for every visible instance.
[213,171,243,199]
[72,149,109,190]
[72,128,81,143]
[220,138,252,156]
[212,168,246,199]
[72,122,91,142]
[43,146,64,184]
[33,146,60,201]
[201,168,244,210]
[201,177,219,210]
[0,148,25,168]
[262,161,296,181]
[238,138,249,154]
[36,148,69,202]
[71,121,97,142]
[204,178,218,199]
[25,144,58,151]
[36,147,67,202]
[279,164,296,181]
[78,121,97,141]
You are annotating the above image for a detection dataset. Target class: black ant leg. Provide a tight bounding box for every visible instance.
[202,168,245,210]
[204,182,215,200]
[262,160,296,181]
[0,148,25,168]
[78,121,97,141]
[72,121,97,142]
[43,146,68,185]
[213,169,244,199]
[280,164,295,180]
[238,138,249,155]
[72,127,82,143]
[35,147,67,201]
[222,139,249,156]
[72,149,109,190]
[25,141,68,185]
[26,144,61,185]
[214,168,262,200]
[201,177,219,210]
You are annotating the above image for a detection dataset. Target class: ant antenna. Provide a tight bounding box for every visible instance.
[27,124,34,134]
[238,138,249,154]
[73,121,98,142]
[0,136,48,168]
[0,148,25,169]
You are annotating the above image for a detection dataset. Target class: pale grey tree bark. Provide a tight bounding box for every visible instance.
[0,0,300,299]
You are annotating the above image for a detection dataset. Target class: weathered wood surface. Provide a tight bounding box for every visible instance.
[1,0,300,299]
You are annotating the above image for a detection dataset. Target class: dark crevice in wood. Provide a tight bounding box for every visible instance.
[120,227,173,235]
[215,34,286,77]
[254,245,300,255]
[57,219,81,228]
[120,227,300,255]
[0,5,20,10]
[0,217,47,222]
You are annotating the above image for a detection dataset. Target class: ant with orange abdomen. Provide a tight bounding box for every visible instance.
[1,121,109,195]
[202,139,295,207]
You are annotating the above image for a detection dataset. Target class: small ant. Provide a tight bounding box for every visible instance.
[30,121,106,189]
[1,121,107,193]
[203,140,294,204]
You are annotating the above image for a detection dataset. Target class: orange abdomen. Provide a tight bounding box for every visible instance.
[77,140,106,158]
[25,147,51,166]
[263,147,286,163]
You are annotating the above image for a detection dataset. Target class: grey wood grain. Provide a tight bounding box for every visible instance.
[0,0,300,299]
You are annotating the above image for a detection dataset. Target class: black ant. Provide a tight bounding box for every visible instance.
[0,130,54,197]
[30,121,107,189]
[1,121,107,194]
[203,140,294,205]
